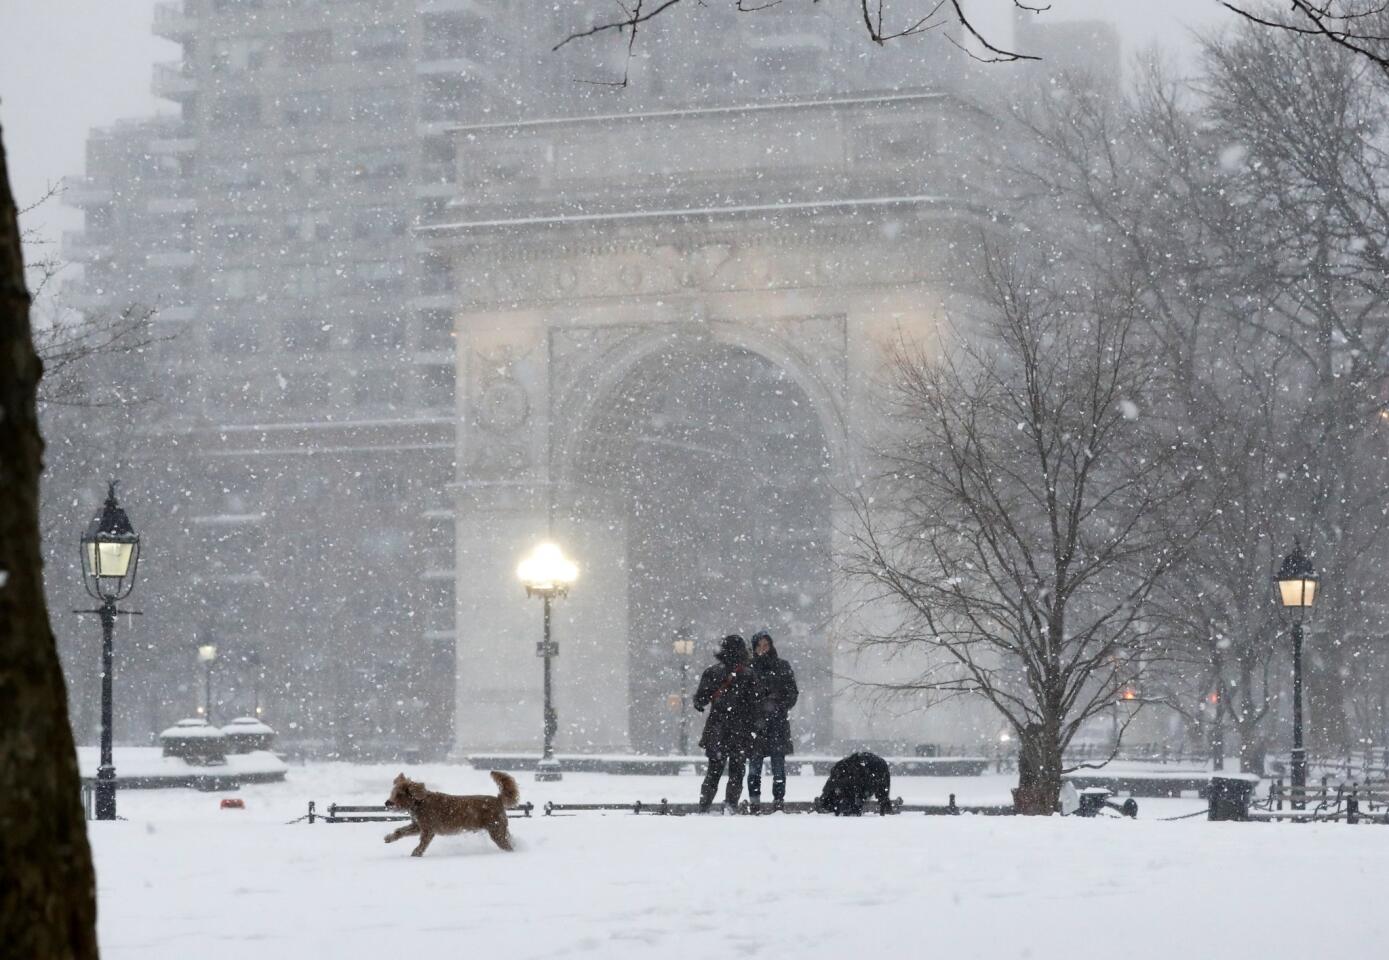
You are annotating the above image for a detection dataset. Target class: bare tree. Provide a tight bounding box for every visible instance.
[0,124,99,958]
[20,186,162,408]
[1222,1,1389,73]
[844,246,1201,813]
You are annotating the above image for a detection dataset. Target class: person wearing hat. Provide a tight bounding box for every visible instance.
[746,630,798,813]
[692,634,760,813]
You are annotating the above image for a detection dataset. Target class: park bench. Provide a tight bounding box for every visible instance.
[305,800,533,824]
[1245,777,1389,822]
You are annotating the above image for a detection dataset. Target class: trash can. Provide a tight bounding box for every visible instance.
[1208,775,1257,821]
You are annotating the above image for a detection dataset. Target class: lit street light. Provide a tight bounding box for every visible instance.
[517,542,578,782]
[1276,540,1318,809]
[77,481,142,822]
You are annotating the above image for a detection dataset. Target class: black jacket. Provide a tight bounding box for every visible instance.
[749,640,798,756]
[693,641,760,759]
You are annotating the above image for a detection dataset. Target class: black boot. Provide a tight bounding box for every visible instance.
[772,777,786,813]
[748,794,762,815]
[698,759,722,812]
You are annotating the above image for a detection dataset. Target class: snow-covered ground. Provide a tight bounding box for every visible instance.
[92,761,1389,959]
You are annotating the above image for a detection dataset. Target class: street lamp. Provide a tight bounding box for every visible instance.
[246,648,263,717]
[1276,540,1318,809]
[198,642,218,724]
[517,542,578,782]
[78,481,142,821]
[673,631,696,755]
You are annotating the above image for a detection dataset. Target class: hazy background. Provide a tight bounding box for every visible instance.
[2,0,1230,253]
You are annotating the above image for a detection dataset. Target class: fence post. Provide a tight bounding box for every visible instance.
[1348,785,1360,825]
[1275,777,1284,811]
[308,800,316,824]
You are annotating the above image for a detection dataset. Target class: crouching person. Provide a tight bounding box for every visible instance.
[693,635,759,813]
[814,752,894,816]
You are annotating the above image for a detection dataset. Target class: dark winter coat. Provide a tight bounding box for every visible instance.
[749,634,798,757]
[693,636,760,760]
[814,752,893,816]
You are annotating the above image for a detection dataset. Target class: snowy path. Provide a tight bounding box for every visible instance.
[91,763,1389,959]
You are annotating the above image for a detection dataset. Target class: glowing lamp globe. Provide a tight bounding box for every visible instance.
[80,481,141,601]
[1276,543,1318,610]
[517,542,578,598]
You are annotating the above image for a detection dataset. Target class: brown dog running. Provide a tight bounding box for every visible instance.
[383,770,520,857]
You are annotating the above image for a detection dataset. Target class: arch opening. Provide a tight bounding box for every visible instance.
[571,341,834,752]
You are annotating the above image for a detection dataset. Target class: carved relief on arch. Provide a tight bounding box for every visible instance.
[464,342,538,480]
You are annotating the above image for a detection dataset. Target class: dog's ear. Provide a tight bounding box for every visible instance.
[394,772,407,784]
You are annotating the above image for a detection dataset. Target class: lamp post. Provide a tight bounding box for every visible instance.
[517,542,578,782]
[246,649,263,718]
[78,481,142,821]
[673,632,695,755]
[1276,541,1318,809]
[198,642,218,724]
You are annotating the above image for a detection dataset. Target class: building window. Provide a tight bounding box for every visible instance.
[208,156,266,190]
[214,267,261,301]
[211,38,268,73]
[209,316,258,355]
[347,147,406,183]
[283,153,332,188]
[281,315,332,353]
[348,86,409,124]
[353,259,406,294]
[353,315,406,351]
[284,264,339,297]
[350,205,407,241]
[284,30,333,66]
[210,94,262,128]
[209,216,259,250]
[283,90,332,127]
[349,23,407,61]
[353,368,404,409]
[279,371,330,410]
[418,309,453,352]
[420,13,485,60]
[421,365,454,410]
[283,210,334,243]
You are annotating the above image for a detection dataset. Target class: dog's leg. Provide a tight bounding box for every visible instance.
[410,830,434,857]
[385,822,420,844]
[487,818,514,852]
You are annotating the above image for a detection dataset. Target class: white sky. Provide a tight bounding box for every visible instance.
[0,0,1231,247]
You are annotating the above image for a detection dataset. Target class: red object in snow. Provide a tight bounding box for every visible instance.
[220,798,246,810]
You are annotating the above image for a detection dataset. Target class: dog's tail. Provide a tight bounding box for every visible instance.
[491,770,520,808]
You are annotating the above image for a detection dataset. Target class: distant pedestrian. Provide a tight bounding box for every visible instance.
[746,630,798,813]
[693,635,760,813]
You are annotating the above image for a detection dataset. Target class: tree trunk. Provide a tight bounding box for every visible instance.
[0,123,99,958]
[1235,657,1266,776]
[1013,723,1062,815]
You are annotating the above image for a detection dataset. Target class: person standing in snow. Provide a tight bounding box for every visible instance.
[693,634,760,813]
[746,630,798,813]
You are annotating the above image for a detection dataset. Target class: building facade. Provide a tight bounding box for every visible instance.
[55,1,1109,757]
